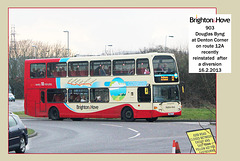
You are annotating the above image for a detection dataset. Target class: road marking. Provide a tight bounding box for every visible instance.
[128,133,141,139]
[127,128,139,133]
[101,124,141,139]
[101,124,123,128]
[127,128,140,139]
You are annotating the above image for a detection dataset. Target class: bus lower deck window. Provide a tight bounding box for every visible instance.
[47,89,67,103]
[90,88,109,102]
[68,89,89,103]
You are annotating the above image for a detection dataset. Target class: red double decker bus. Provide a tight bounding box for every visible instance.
[24,53,182,122]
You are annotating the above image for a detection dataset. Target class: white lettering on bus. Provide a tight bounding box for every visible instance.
[76,105,99,110]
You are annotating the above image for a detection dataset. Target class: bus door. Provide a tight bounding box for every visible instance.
[39,89,47,112]
[137,86,152,115]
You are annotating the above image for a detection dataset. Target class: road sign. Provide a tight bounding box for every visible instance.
[186,128,216,153]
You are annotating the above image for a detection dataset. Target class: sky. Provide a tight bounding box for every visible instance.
[9,8,216,55]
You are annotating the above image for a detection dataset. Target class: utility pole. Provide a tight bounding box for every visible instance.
[165,35,174,52]
[63,30,69,57]
[105,45,113,55]
[10,25,17,58]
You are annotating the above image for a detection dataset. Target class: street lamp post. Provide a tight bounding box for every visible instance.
[45,50,50,58]
[165,35,174,52]
[105,45,113,55]
[32,45,37,59]
[63,30,69,57]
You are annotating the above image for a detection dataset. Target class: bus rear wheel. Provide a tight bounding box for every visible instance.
[146,117,158,122]
[122,107,135,122]
[49,107,61,120]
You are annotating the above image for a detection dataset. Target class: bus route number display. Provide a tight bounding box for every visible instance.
[189,14,231,73]
[186,128,216,153]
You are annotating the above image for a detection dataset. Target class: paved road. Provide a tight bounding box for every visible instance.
[22,118,216,153]
[9,100,24,112]
[9,100,216,153]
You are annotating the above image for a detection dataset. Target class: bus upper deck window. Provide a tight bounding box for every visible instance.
[153,56,177,75]
[47,63,67,78]
[30,63,46,78]
[113,59,135,76]
[137,58,150,75]
[90,60,111,76]
[68,61,88,77]
[153,55,178,83]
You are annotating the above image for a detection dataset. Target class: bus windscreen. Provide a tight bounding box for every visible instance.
[153,56,178,83]
[153,85,180,103]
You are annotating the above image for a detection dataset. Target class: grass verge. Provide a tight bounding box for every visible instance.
[12,111,33,118]
[158,108,216,121]
[27,128,35,136]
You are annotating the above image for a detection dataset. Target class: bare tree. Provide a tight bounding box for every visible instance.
[9,39,73,98]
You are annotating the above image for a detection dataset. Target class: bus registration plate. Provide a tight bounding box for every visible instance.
[168,113,174,116]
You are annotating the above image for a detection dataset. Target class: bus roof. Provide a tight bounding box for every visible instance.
[25,52,176,63]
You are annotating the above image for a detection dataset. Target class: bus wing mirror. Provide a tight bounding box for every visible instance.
[181,82,185,94]
[182,86,185,93]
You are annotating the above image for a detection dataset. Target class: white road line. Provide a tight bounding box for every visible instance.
[127,128,141,139]
[101,124,141,140]
[101,124,123,128]
[127,128,139,133]
[128,133,141,139]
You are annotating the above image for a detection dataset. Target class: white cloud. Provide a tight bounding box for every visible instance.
[110,81,125,88]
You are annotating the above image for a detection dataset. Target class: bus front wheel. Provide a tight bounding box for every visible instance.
[49,107,61,120]
[122,107,135,122]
